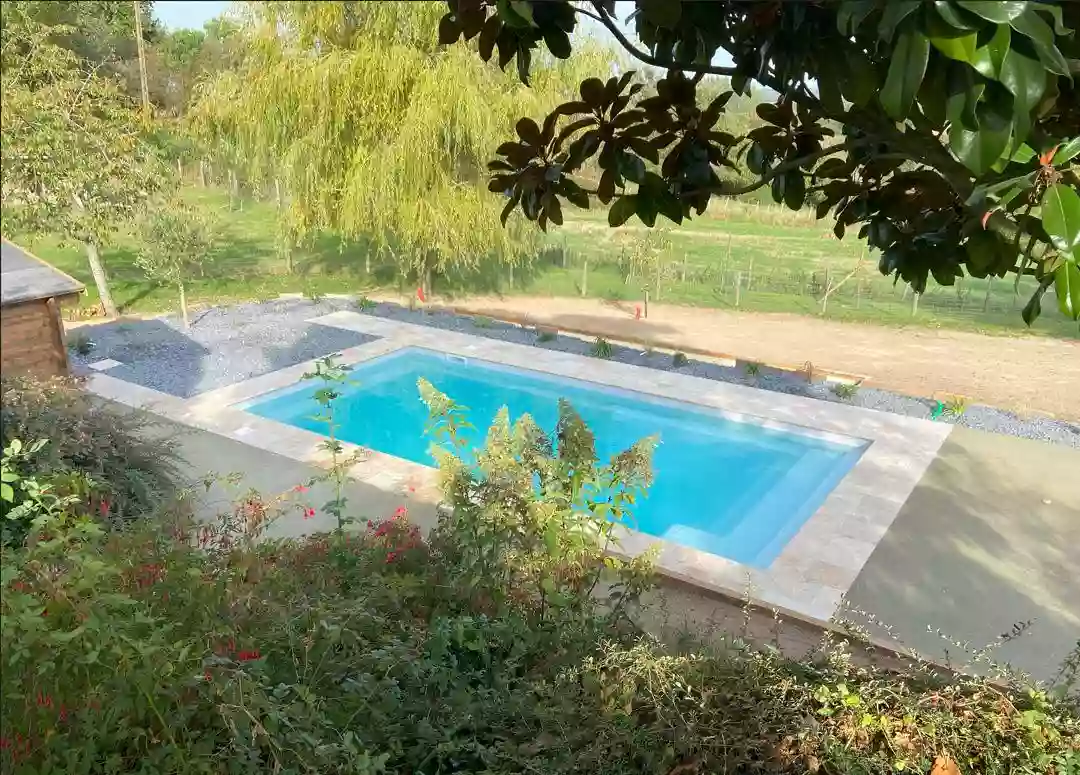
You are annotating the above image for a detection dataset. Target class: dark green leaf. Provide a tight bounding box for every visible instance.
[842,48,878,106]
[500,191,521,225]
[516,44,532,84]
[933,1,981,30]
[1021,280,1047,325]
[1042,183,1080,257]
[930,30,978,63]
[1055,261,1080,320]
[1052,138,1080,167]
[956,1,1029,23]
[608,195,637,226]
[515,117,542,145]
[626,137,659,165]
[770,172,786,204]
[837,0,876,35]
[580,78,605,106]
[1008,9,1069,76]
[878,0,921,41]
[969,23,1011,79]
[964,230,1000,271]
[880,26,931,120]
[597,167,616,203]
[640,0,681,28]
[560,179,590,209]
[999,47,1045,148]
[438,14,462,45]
[478,15,501,60]
[946,63,983,131]
[543,28,571,59]
[784,171,806,210]
[545,195,563,225]
[950,103,1012,173]
[747,143,766,175]
[635,194,658,227]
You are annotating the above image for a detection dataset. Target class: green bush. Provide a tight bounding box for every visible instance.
[0,376,182,537]
[1,391,1077,774]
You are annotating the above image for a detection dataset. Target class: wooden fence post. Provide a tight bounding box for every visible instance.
[983,275,993,312]
[681,252,687,284]
[747,257,754,290]
[911,291,920,316]
[734,271,742,308]
[644,290,649,318]
[580,260,588,297]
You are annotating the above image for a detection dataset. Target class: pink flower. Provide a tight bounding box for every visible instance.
[385,552,397,563]
[293,484,308,493]
[393,506,407,519]
[303,507,316,519]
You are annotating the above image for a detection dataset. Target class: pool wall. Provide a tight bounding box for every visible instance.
[83,309,952,624]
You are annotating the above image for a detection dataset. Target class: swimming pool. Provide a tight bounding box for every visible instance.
[245,348,867,567]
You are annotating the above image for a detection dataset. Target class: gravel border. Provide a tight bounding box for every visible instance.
[70,297,1079,447]
[70,298,373,398]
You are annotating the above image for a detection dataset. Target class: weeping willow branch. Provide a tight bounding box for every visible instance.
[189,1,611,280]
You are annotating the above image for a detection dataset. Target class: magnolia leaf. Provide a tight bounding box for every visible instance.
[608,195,637,226]
[1055,261,1080,321]
[881,26,930,120]
[950,104,1012,174]
[878,0,920,42]
[930,30,978,64]
[1021,280,1046,326]
[1041,183,1080,257]
[955,1,1029,23]
[1008,9,1070,76]
[969,23,1011,79]
[1052,137,1080,167]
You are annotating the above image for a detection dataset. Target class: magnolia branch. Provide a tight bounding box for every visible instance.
[583,1,739,77]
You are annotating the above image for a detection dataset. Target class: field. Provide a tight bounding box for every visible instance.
[14,184,1077,339]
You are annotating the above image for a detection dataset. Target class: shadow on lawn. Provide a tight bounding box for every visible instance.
[841,429,1080,683]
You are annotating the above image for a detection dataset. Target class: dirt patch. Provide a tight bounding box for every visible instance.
[409,294,1078,421]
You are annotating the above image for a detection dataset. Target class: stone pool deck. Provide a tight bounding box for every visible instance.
[81,308,1077,683]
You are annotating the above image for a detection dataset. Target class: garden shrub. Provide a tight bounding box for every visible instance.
[0,390,1077,774]
[0,375,183,538]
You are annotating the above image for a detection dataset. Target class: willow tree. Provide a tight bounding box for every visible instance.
[188,1,611,291]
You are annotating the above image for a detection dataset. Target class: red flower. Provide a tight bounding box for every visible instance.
[293,484,308,493]
[385,551,397,563]
[393,506,407,519]
[204,670,212,682]
[98,499,110,516]
[237,649,261,661]
[303,507,316,519]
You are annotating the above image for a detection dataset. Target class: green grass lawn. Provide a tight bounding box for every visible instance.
[14,185,1076,338]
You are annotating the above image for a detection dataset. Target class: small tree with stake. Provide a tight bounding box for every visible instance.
[136,204,216,328]
[0,11,166,318]
[438,0,1080,326]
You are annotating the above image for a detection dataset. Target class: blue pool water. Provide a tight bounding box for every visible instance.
[246,348,865,567]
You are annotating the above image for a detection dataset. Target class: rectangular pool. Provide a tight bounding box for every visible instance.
[245,348,866,567]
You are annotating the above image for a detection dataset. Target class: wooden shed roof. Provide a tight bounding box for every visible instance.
[1,239,84,306]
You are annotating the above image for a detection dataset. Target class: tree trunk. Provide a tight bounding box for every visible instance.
[85,241,118,318]
[580,260,588,297]
[365,252,371,276]
[284,241,294,274]
[176,158,183,179]
[179,281,189,328]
